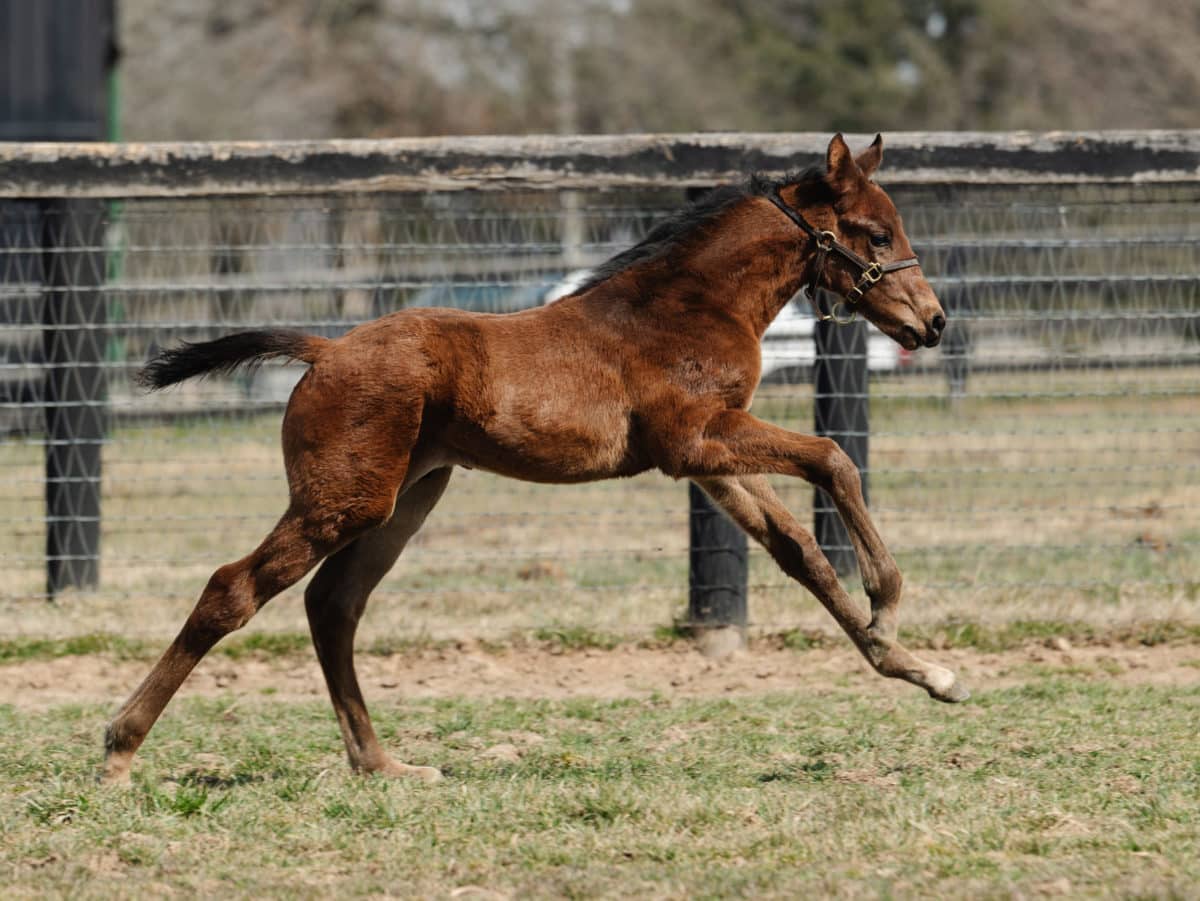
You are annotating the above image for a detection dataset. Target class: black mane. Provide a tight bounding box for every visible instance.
[575,167,825,294]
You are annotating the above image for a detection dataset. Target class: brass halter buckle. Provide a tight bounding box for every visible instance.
[860,262,884,285]
[846,262,884,304]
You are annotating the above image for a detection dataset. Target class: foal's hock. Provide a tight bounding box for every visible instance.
[102,134,962,786]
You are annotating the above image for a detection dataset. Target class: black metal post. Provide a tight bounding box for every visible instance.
[42,202,107,592]
[813,309,869,577]
[0,0,117,594]
[687,482,748,630]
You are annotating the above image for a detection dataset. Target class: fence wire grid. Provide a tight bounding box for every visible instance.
[2,154,1199,639]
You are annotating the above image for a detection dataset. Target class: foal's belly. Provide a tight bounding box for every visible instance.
[441,393,649,484]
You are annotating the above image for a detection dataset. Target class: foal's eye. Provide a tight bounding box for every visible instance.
[870,233,891,248]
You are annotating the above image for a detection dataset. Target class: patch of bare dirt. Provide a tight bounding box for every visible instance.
[0,641,1197,711]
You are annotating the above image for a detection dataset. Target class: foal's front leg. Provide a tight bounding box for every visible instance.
[685,409,904,634]
[696,474,966,702]
[674,410,967,702]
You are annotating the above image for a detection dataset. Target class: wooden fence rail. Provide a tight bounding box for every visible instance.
[2,131,1200,199]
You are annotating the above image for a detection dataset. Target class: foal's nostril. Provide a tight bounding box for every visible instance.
[931,314,946,335]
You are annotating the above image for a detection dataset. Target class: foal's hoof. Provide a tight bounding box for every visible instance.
[928,679,971,704]
[98,754,134,787]
[374,760,443,783]
[409,765,444,784]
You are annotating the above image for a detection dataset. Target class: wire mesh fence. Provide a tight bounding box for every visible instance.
[2,136,1199,639]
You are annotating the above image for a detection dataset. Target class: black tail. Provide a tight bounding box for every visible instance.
[137,329,327,391]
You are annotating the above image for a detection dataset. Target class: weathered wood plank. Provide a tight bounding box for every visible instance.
[2,131,1199,197]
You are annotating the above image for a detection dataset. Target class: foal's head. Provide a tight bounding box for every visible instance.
[774,134,945,350]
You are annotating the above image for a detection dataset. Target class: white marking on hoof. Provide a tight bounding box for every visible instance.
[926,666,970,704]
[98,754,134,787]
[375,760,443,783]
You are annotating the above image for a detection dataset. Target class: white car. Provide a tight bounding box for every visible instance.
[760,297,908,382]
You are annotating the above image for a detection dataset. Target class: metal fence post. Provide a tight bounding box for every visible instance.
[813,309,869,577]
[43,201,107,593]
[687,482,749,633]
[0,0,117,593]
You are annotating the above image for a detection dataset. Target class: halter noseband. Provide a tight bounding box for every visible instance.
[766,189,921,325]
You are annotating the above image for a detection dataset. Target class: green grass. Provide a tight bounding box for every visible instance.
[0,631,430,664]
[4,618,1200,665]
[532,625,623,651]
[0,633,153,663]
[217,632,313,660]
[897,619,1200,652]
[2,681,1198,897]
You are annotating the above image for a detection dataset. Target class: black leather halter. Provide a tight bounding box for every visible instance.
[766,188,921,324]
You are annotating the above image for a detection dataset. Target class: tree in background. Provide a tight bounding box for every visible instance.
[119,0,1200,140]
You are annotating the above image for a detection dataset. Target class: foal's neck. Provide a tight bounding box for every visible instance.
[681,186,828,339]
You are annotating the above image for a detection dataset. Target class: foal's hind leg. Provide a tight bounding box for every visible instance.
[696,474,968,703]
[304,468,452,782]
[101,505,385,785]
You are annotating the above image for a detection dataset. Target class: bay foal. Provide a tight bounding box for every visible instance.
[103,134,965,785]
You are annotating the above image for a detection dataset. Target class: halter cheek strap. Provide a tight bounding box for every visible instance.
[766,189,921,325]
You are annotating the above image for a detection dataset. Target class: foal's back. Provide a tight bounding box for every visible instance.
[293,292,703,485]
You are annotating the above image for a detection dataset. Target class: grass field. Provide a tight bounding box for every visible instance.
[3,652,1199,898]
[1,362,1198,898]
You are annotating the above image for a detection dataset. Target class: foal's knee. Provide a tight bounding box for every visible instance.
[303,576,329,616]
[820,441,862,497]
[182,562,257,647]
[303,549,371,631]
[766,517,832,583]
[863,634,893,670]
[303,569,350,625]
[866,564,903,609]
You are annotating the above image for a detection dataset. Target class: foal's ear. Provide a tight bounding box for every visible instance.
[855,134,883,180]
[825,133,862,193]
